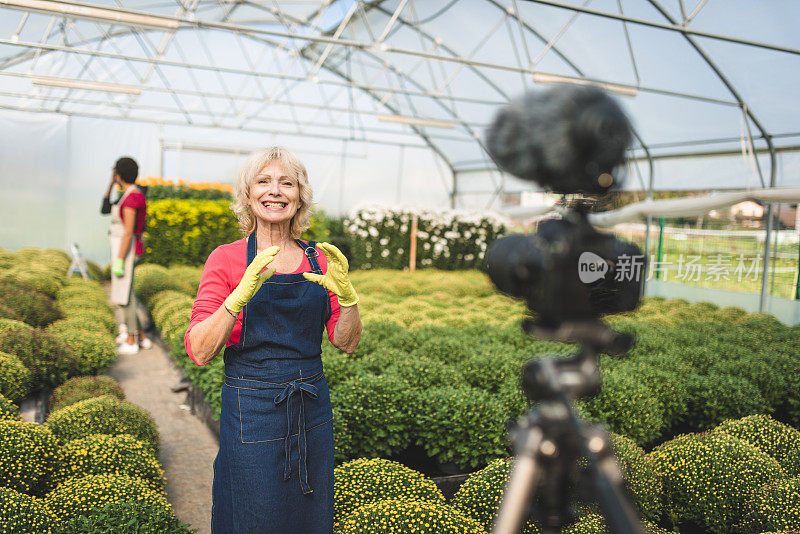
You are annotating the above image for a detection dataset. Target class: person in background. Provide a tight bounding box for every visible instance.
[101,156,152,354]
[185,146,362,533]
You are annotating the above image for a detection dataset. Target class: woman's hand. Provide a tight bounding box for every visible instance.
[303,243,358,307]
[223,246,280,314]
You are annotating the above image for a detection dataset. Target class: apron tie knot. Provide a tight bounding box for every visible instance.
[274,379,319,494]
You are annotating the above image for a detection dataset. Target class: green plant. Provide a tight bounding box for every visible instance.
[650,431,785,533]
[52,500,196,533]
[55,433,166,492]
[334,458,444,528]
[145,184,232,201]
[58,279,107,300]
[0,486,56,533]
[714,414,800,476]
[563,513,605,534]
[411,385,510,469]
[133,264,181,307]
[0,420,60,495]
[685,373,769,431]
[0,317,33,335]
[0,392,21,421]
[56,299,115,322]
[739,477,800,533]
[49,376,126,414]
[301,208,331,244]
[144,199,241,267]
[609,433,662,522]
[45,327,117,376]
[321,348,357,389]
[45,395,159,454]
[0,350,32,403]
[580,368,666,444]
[561,513,670,534]
[0,301,21,321]
[331,374,412,462]
[452,457,539,534]
[0,264,65,299]
[0,328,81,389]
[52,309,117,336]
[84,259,107,281]
[44,474,171,522]
[0,278,61,327]
[164,266,203,296]
[337,499,485,534]
[383,355,465,389]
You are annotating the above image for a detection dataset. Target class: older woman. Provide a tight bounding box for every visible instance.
[185,146,362,533]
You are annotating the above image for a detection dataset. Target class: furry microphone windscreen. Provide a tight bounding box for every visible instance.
[485,85,633,195]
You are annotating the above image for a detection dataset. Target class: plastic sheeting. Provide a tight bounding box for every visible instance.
[0,110,159,264]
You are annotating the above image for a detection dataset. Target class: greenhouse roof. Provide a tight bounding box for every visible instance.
[1,0,799,194]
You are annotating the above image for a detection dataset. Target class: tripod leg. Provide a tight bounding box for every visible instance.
[492,426,544,534]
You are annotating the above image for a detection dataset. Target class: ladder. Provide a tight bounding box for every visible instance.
[67,243,91,280]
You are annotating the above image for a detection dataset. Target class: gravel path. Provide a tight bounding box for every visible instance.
[106,290,217,534]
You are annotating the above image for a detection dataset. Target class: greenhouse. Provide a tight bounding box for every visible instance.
[1,1,799,533]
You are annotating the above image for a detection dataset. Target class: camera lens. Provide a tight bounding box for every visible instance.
[486,234,544,300]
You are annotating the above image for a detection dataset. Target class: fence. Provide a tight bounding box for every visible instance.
[612,221,800,301]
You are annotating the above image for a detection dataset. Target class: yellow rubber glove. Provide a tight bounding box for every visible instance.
[303,242,359,307]
[224,246,279,314]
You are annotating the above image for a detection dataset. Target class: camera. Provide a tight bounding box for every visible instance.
[484,85,644,328]
[486,86,647,534]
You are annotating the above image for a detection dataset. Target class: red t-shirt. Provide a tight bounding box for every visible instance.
[119,191,146,255]
[184,238,341,366]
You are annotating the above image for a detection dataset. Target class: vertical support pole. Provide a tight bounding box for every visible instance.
[159,142,165,178]
[177,140,183,181]
[769,204,782,297]
[338,140,347,217]
[643,214,652,296]
[760,203,774,312]
[795,227,800,300]
[64,115,72,254]
[396,145,405,204]
[451,170,458,209]
[158,124,165,178]
[409,214,418,273]
[795,204,800,300]
[655,217,665,280]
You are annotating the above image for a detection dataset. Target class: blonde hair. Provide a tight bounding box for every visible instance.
[232,146,314,238]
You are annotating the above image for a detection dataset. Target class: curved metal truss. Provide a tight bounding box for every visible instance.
[1,0,798,202]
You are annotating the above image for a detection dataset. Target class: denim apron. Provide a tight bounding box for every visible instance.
[212,235,334,534]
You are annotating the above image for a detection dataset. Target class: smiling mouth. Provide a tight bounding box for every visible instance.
[262,201,287,209]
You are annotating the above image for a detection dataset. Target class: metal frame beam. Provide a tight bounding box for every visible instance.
[520,0,800,56]
[0,86,475,142]
[0,101,429,149]
[0,38,510,106]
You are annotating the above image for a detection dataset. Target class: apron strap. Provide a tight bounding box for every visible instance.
[246,232,257,264]
[296,239,322,274]
[274,378,319,494]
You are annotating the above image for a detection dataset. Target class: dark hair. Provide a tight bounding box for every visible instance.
[114,157,139,184]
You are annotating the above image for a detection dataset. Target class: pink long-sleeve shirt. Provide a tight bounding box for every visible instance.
[184,238,340,366]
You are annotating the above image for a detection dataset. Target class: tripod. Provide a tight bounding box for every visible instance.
[492,319,644,534]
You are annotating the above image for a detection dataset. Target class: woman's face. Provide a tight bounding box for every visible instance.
[248,159,301,227]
